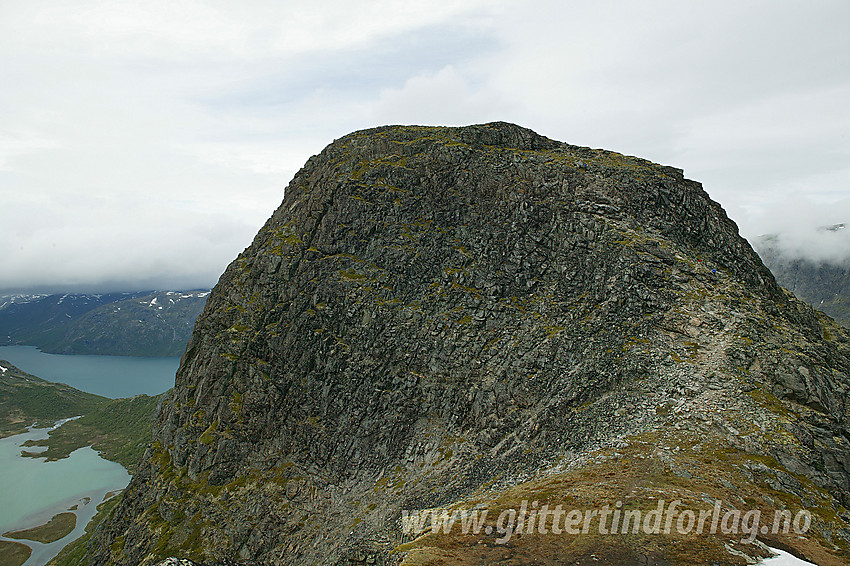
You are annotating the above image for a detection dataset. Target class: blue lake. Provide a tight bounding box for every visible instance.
[0,345,179,398]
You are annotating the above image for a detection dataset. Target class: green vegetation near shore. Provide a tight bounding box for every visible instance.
[0,363,107,437]
[46,495,123,566]
[22,394,162,471]
[1,361,164,471]
[0,541,32,566]
[3,512,76,544]
[1,362,160,566]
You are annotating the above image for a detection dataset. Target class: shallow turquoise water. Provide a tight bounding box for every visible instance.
[0,345,178,398]
[0,347,175,564]
[0,420,130,566]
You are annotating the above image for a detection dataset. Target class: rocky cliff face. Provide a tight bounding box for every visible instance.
[87,123,850,565]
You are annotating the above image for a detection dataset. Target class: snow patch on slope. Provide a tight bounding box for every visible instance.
[757,547,817,565]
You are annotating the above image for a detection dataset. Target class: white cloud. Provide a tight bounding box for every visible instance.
[747,196,850,263]
[1,0,499,61]
[0,130,60,171]
[374,65,511,126]
[1,0,849,292]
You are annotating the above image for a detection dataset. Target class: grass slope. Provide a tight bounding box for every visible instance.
[22,394,162,471]
[0,541,32,566]
[0,360,164,471]
[1,362,163,566]
[0,361,108,437]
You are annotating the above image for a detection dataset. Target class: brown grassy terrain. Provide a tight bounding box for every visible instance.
[3,512,76,544]
[46,495,122,566]
[396,427,846,566]
[0,540,32,566]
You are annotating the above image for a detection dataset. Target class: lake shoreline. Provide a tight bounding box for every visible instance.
[0,345,178,399]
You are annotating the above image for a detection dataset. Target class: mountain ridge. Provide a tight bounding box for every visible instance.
[85,123,850,565]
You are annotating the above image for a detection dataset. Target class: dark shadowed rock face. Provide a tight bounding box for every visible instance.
[88,123,850,566]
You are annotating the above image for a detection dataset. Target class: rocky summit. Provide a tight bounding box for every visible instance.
[87,123,850,565]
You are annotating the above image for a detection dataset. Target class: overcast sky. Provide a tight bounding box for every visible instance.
[2,1,849,293]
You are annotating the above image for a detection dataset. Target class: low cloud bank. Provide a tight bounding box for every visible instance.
[747,197,850,265]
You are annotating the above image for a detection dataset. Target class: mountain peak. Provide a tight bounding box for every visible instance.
[341,121,561,151]
[87,124,850,566]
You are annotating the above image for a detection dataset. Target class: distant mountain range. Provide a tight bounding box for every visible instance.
[0,290,209,357]
[754,230,849,328]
